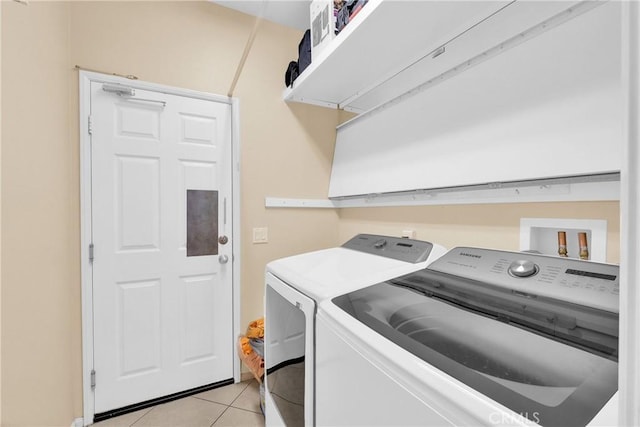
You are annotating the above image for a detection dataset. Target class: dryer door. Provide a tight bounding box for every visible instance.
[265,273,315,427]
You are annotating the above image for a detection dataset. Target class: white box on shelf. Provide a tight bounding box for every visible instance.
[520,218,608,263]
[310,0,335,61]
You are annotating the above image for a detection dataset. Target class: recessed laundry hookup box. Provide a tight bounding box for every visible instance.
[520,218,608,262]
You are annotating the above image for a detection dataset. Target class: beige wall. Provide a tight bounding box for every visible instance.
[2,2,76,426]
[339,201,620,264]
[2,1,339,425]
[229,17,341,326]
[0,1,3,422]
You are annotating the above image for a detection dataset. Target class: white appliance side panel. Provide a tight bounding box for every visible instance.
[329,2,622,198]
[588,394,619,427]
[264,390,285,427]
[317,303,544,427]
[316,311,463,427]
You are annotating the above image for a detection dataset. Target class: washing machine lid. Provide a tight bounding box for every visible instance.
[267,234,445,301]
[331,248,619,427]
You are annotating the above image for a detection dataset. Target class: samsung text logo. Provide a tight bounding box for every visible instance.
[459,252,481,259]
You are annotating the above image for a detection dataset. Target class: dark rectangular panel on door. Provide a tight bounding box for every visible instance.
[186,189,218,257]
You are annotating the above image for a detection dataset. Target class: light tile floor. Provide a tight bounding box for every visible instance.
[94,380,265,427]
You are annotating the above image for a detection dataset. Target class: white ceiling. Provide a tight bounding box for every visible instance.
[212,1,310,31]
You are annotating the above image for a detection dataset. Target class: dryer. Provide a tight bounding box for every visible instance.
[316,247,619,426]
[264,234,447,426]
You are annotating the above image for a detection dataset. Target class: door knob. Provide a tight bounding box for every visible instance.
[219,254,229,264]
[218,235,229,245]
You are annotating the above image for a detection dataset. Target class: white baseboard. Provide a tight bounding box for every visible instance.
[71,417,84,427]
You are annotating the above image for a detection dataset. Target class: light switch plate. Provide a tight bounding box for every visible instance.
[253,227,268,244]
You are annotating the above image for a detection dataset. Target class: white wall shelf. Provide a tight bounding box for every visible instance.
[283,0,585,113]
[329,1,621,198]
[266,175,620,209]
[265,198,338,208]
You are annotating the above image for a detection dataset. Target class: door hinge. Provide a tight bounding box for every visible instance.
[88,115,93,135]
[89,243,94,263]
[91,369,96,390]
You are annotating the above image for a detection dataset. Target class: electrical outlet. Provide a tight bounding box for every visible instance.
[401,229,416,239]
[253,227,268,244]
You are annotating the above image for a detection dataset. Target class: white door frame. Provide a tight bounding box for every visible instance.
[620,2,640,424]
[79,71,241,425]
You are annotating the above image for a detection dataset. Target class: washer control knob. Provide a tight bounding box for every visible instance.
[374,239,387,249]
[508,260,539,278]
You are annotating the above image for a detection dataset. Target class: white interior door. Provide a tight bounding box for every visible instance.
[90,81,234,413]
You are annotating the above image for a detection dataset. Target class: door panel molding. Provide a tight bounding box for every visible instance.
[79,71,241,425]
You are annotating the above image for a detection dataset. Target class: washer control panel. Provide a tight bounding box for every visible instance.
[342,234,435,264]
[428,247,619,313]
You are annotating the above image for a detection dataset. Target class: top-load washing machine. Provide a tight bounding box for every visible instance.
[316,247,619,427]
[264,234,447,426]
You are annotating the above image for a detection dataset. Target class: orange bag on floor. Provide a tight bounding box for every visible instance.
[246,317,264,339]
